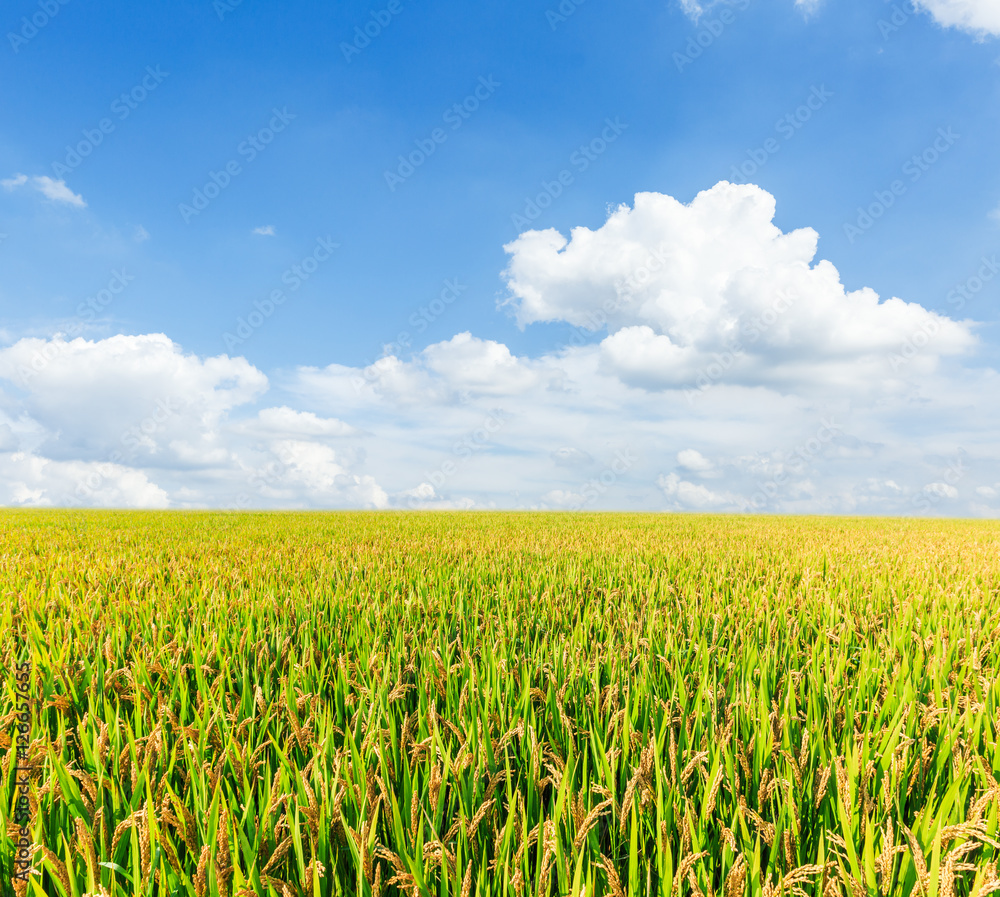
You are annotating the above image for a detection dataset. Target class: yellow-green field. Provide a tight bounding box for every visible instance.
[2,511,1000,896]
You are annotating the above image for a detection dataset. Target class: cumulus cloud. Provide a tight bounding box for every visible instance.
[423,332,543,396]
[0,334,387,509]
[0,452,170,508]
[914,0,1000,36]
[306,332,555,407]
[658,472,741,509]
[242,406,359,438]
[245,439,388,508]
[2,173,86,207]
[677,449,713,472]
[0,333,267,460]
[1,182,998,516]
[503,183,975,393]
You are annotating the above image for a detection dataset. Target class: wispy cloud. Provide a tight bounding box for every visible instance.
[133,225,150,242]
[252,225,276,236]
[678,0,704,20]
[913,0,1000,37]
[2,173,86,207]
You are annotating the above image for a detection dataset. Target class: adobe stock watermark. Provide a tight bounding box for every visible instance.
[214,0,246,20]
[888,256,998,372]
[511,117,627,232]
[228,442,303,509]
[546,0,587,30]
[341,0,405,62]
[222,236,339,351]
[179,107,296,223]
[683,288,799,404]
[673,0,751,73]
[843,127,959,244]
[14,269,135,387]
[565,448,638,510]
[384,76,500,191]
[877,0,917,40]
[12,652,34,884]
[75,395,188,502]
[8,0,70,53]
[351,278,468,393]
[737,418,841,511]
[913,450,966,513]
[404,409,508,508]
[727,85,833,185]
[552,245,663,353]
[52,67,169,178]
[946,255,999,313]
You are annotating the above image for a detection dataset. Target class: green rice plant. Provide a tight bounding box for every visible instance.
[0,511,998,896]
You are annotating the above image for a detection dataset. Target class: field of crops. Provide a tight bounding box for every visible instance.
[2,511,1000,897]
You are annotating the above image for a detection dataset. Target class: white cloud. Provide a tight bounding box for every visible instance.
[396,482,475,510]
[914,0,1000,36]
[678,0,704,20]
[254,440,388,508]
[0,334,266,460]
[34,176,86,207]
[503,183,975,393]
[677,449,713,471]
[134,225,150,242]
[423,332,543,396]
[657,473,740,509]
[2,173,86,207]
[248,406,358,438]
[253,225,276,236]
[0,334,388,509]
[0,452,170,508]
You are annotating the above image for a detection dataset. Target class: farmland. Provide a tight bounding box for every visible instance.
[2,511,1000,896]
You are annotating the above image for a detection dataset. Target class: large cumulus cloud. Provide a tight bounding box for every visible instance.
[502,184,975,392]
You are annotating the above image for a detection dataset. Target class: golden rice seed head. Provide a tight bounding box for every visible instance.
[598,856,626,897]
[461,861,473,897]
[74,815,97,872]
[138,813,151,882]
[815,764,832,810]
[39,846,71,896]
[939,856,956,897]
[723,854,748,897]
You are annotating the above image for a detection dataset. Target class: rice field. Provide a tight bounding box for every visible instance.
[2,510,1000,896]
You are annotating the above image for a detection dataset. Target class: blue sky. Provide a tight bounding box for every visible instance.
[1,0,999,513]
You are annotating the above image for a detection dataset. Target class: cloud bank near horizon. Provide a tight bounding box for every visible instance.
[0,183,996,516]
